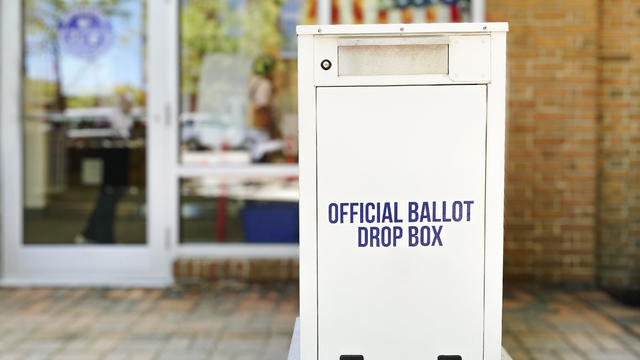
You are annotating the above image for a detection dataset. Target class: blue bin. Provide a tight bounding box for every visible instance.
[242,202,299,243]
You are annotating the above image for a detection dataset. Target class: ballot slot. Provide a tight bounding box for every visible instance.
[337,36,449,76]
[314,34,492,86]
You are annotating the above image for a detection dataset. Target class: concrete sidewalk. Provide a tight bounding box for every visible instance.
[1,284,640,359]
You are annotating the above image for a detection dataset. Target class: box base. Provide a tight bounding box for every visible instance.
[288,317,513,360]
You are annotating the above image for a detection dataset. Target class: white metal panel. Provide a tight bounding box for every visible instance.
[316,85,487,359]
[449,35,491,82]
[298,34,319,360]
[298,22,508,35]
[484,31,507,360]
[299,23,507,360]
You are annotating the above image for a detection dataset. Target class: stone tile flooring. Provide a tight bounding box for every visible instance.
[503,286,640,359]
[1,284,640,359]
[0,284,298,360]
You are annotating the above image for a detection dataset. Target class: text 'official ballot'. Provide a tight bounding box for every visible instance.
[298,23,508,360]
[327,201,475,247]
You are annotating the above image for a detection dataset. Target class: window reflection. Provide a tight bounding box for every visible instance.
[179,0,314,165]
[23,0,146,244]
[330,0,471,24]
[181,177,299,243]
[178,0,310,244]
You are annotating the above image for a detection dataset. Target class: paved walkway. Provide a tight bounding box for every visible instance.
[1,284,640,359]
[503,286,640,359]
[0,284,298,360]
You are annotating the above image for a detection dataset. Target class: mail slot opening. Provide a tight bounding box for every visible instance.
[338,43,448,76]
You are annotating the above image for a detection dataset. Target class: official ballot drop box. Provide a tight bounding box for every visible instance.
[297,23,508,360]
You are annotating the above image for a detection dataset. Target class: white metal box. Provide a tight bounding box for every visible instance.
[298,23,508,360]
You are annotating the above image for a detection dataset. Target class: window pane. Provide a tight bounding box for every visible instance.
[179,0,316,165]
[331,0,472,24]
[180,177,299,243]
[23,0,147,244]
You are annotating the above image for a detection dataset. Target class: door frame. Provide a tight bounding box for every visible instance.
[0,0,172,286]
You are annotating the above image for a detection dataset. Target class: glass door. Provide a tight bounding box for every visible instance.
[167,0,312,258]
[0,0,171,285]
[166,0,481,257]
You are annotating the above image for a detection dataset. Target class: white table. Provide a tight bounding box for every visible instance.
[288,318,512,360]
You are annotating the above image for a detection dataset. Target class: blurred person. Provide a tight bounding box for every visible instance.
[75,94,134,244]
[249,54,280,139]
[248,54,288,162]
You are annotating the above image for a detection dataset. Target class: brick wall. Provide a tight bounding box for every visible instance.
[174,258,299,284]
[173,2,640,287]
[597,0,640,293]
[487,0,599,283]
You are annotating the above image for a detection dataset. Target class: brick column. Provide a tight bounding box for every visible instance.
[487,0,599,283]
[597,0,640,299]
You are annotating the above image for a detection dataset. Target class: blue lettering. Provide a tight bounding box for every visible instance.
[340,203,348,224]
[370,227,380,247]
[393,226,402,246]
[452,201,463,222]
[349,202,358,223]
[358,227,368,247]
[442,201,451,222]
[431,201,441,222]
[464,200,474,221]
[408,226,419,247]
[393,202,403,223]
[420,226,431,246]
[408,202,419,222]
[381,227,391,247]
[420,202,431,222]
[432,225,443,246]
[382,203,393,223]
[365,203,375,223]
[328,203,338,224]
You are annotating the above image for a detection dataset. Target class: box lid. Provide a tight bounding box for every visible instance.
[297,22,509,35]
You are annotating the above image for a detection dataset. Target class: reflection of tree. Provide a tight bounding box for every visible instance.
[24,0,132,111]
[64,85,145,108]
[181,0,283,111]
